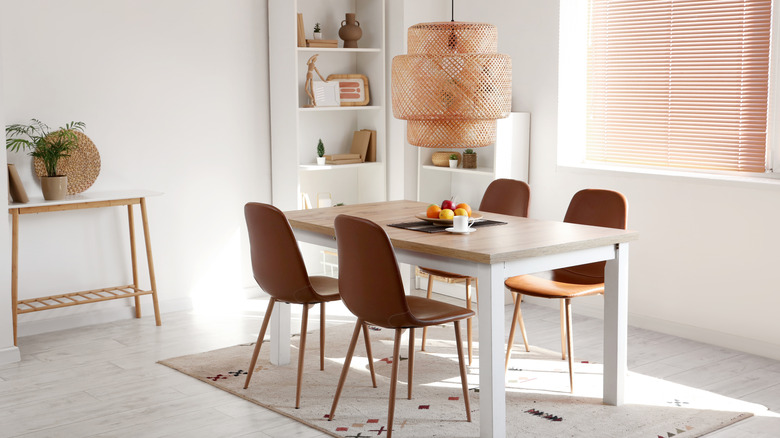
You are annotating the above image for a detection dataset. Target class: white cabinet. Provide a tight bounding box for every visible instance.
[417,112,531,207]
[269,0,387,211]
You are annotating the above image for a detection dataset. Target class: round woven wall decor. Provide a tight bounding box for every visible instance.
[34,131,101,194]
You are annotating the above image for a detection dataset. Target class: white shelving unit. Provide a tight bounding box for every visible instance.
[268,0,387,212]
[417,112,531,207]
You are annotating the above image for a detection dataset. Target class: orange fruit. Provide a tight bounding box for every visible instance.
[454,208,469,217]
[439,209,454,220]
[455,203,472,217]
[426,204,442,218]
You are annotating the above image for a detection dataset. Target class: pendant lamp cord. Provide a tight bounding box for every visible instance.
[451,0,454,22]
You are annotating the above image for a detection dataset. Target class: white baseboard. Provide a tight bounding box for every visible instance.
[523,296,780,361]
[0,345,21,365]
[17,297,193,338]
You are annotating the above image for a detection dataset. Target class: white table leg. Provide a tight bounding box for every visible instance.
[270,301,291,365]
[477,263,506,438]
[603,242,629,405]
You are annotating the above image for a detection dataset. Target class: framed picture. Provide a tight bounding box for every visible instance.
[326,74,370,106]
[312,80,340,107]
[7,164,29,203]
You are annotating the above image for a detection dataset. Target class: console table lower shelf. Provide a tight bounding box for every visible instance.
[9,190,162,345]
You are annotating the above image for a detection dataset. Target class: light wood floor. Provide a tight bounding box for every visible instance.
[1,292,778,437]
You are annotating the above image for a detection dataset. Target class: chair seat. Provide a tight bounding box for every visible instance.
[309,276,341,301]
[418,266,472,280]
[504,274,604,299]
[405,295,475,327]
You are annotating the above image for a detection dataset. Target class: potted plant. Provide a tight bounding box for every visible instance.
[5,119,85,200]
[463,148,477,168]
[316,138,326,165]
[313,22,323,39]
[449,153,458,168]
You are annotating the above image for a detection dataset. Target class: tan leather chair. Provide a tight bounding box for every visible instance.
[242,202,376,409]
[503,189,628,392]
[420,178,531,365]
[329,214,474,437]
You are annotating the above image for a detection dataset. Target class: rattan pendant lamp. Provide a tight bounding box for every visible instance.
[392,3,512,148]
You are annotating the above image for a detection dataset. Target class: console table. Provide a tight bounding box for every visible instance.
[8,190,162,345]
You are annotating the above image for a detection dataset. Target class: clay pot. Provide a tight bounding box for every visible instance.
[339,13,362,48]
[40,176,68,200]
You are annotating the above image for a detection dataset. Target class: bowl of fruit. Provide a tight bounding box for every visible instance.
[416,199,482,226]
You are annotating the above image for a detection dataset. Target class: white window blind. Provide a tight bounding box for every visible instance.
[587,0,772,173]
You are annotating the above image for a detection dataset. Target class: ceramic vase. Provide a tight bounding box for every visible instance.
[338,13,362,48]
[449,159,458,168]
[40,176,68,200]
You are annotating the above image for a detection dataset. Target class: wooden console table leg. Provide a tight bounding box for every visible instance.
[11,209,19,346]
[140,198,161,326]
[127,205,141,318]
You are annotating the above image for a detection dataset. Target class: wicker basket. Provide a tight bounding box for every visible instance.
[432,151,461,167]
[463,153,477,168]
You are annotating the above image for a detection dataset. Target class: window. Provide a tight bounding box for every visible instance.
[584,0,773,173]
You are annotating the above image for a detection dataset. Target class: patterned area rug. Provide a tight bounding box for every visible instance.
[159,322,764,437]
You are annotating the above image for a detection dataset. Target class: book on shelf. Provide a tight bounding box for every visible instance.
[306,39,339,48]
[324,153,362,164]
[325,158,363,165]
[359,129,377,162]
[349,130,371,162]
[297,14,305,47]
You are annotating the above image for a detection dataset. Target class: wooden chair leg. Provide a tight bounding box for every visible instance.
[387,329,403,438]
[320,302,325,371]
[244,298,276,389]
[329,319,364,421]
[453,320,472,422]
[517,294,530,352]
[408,328,415,400]
[421,274,434,352]
[505,295,521,372]
[362,323,377,388]
[295,304,309,409]
[465,278,473,366]
[560,300,567,360]
[565,299,574,393]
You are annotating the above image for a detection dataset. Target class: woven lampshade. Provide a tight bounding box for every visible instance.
[392,22,512,148]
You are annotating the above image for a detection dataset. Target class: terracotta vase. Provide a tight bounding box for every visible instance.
[338,13,362,48]
[40,176,68,200]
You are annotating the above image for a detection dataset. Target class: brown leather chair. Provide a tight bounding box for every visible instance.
[420,178,531,365]
[329,214,474,437]
[242,202,376,409]
[503,189,628,392]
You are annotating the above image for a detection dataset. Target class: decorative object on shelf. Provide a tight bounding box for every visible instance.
[463,148,477,168]
[304,54,330,107]
[312,81,340,107]
[324,153,361,165]
[297,13,305,47]
[391,2,512,148]
[432,151,461,167]
[349,130,371,162]
[313,22,322,39]
[33,131,101,195]
[317,192,332,208]
[316,138,326,165]
[338,13,362,48]
[7,164,29,203]
[449,153,459,168]
[360,129,377,162]
[326,74,369,106]
[5,119,86,200]
[306,39,338,48]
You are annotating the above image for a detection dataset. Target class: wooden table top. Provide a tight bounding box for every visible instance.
[285,200,638,265]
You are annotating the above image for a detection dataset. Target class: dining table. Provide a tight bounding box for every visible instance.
[272,200,638,437]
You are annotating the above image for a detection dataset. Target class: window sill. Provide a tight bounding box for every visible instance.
[557,161,780,188]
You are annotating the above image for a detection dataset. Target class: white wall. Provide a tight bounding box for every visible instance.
[1,0,270,343]
[439,0,780,359]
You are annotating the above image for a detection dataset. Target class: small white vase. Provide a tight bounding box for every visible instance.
[317,157,326,165]
[313,32,323,40]
[449,159,458,168]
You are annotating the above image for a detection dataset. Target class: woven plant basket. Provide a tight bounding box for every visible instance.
[463,153,477,168]
[432,151,461,167]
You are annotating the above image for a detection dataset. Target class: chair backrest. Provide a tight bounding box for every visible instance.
[552,189,628,284]
[244,202,317,303]
[479,178,531,217]
[334,214,414,328]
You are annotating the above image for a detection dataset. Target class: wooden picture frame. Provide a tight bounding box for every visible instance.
[326,74,370,106]
[7,164,29,203]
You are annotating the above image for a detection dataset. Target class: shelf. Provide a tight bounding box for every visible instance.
[16,285,153,314]
[298,47,381,53]
[299,105,382,112]
[300,162,382,171]
[421,165,495,176]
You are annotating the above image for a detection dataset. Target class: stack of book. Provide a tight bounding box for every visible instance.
[306,39,339,48]
[324,153,362,165]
